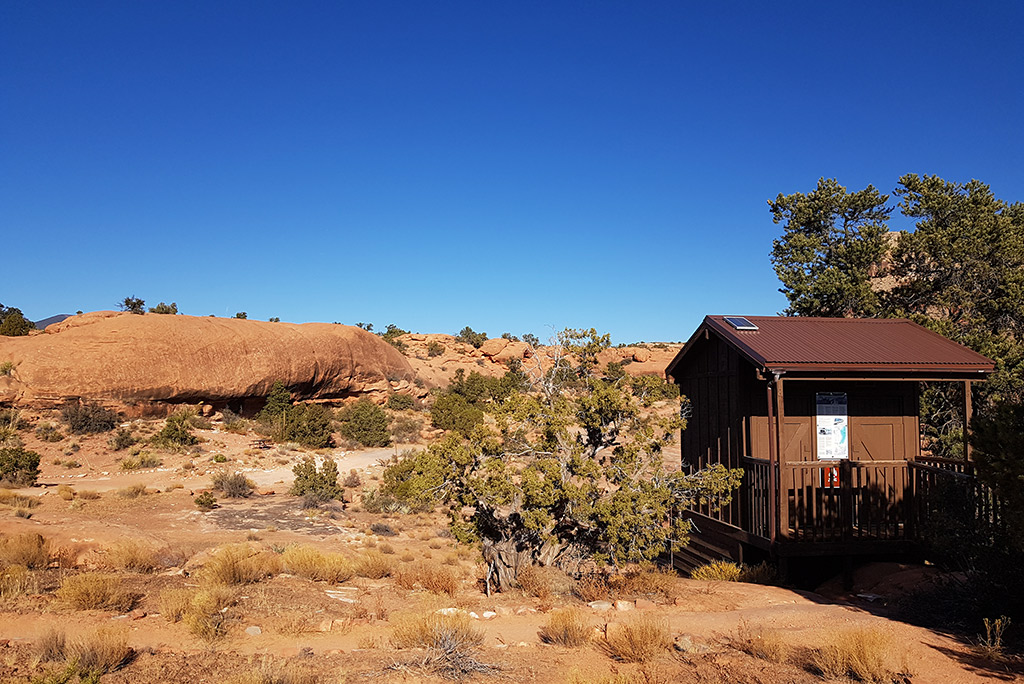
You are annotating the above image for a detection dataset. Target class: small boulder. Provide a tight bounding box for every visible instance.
[614,600,634,612]
[632,348,652,363]
[245,626,262,636]
[588,600,614,611]
[479,338,510,357]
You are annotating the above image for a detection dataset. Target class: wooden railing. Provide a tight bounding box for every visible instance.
[909,461,1005,541]
[915,455,972,474]
[741,457,772,539]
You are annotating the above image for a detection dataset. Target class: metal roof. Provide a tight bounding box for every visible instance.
[667,315,995,376]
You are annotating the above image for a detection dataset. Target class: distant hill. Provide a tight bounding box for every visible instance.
[33,314,73,329]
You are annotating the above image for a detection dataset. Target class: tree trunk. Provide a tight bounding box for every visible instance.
[482,540,531,594]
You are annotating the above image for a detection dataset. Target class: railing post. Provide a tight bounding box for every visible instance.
[840,460,853,542]
[906,462,916,540]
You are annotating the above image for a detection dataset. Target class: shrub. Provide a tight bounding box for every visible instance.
[69,626,134,675]
[608,566,679,600]
[57,484,75,501]
[429,393,483,436]
[391,611,484,650]
[61,399,119,434]
[979,615,1012,661]
[739,562,778,585]
[105,540,159,573]
[731,621,789,663]
[394,561,459,595]
[386,393,415,411]
[343,469,362,488]
[371,522,397,537]
[354,551,393,579]
[116,483,148,498]
[148,301,177,314]
[337,399,391,447]
[391,415,423,443]
[201,544,279,585]
[517,565,573,599]
[0,489,39,508]
[57,573,137,611]
[78,489,100,500]
[455,326,488,348]
[36,422,65,443]
[574,574,611,603]
[119,451,162,470]
[212,453,228,463]
[0,564,38,599]
[281,545,355,583]
[0,532,50,568]
[35,627,67,662]
[812,627,907,682]
[0,309,34,336]
[603,615,673,663]
[154,412,198,447]
[158,588,194,622]
[290,456,343,502]
[107,427,137,451]
[0,446,40,486]
[184,587,235,642]
[235,312,247,319]
[541,608,593,647]
[118,296,145,314]
[361,488,408,514]
[427,341,444,357]
[212,471,255,498]
[690,560,742,582]
[0,360,15,376]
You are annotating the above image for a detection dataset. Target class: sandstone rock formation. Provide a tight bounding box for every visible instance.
[0,312,416,409]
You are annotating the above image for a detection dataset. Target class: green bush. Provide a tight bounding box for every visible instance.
[337,399,391,447]
[290,456,343,503]
[257,383,335,448]
[194,492,217,511]
[455,326,488,348]
[0,310,34,336]
[35,422,64,443]
[379,324,409,353]
[0,446,41,486]
[148,302,177,314]
[386,394,415,411]
[107,427,137,451]
[154,413,198,447]
[118,296,145,314]
[61,400,119,434]
[211,471,255,498]
[429,393,483,437]
[427,341,445,357]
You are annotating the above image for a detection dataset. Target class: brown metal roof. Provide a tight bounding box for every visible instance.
[668,315,995,376]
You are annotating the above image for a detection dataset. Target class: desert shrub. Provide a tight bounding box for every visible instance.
[154,412,198,447]
[603,615,673,663]
[201,544,279,585]
[0,446,40,487]
[387,394,415,411]
[119,296,145,314]
[371,522,397,537]
[105,540,159,573]
[731,621,789,663]
[574,574,611,602]
[391,415,423,443]
[978,615,1012,661]
[212,471,255,498]
[119,451,162,470]
[394,561,459,595]
[608,566,679,600]
[0,361,14,376]
[343,469,362,488]
[148,301,177,314]
[283,403,335,448]
[690,560,742,582]
[35,627,67,662]
[69,626,134,675]
[391,610,484,650]
[57,484,75,501]
[107,427,137,451]
[159,588,194,622]
[739,562,778,585]
[379,323,409,353]
[517,565,573,599]
[57,573,137,611]
[183,586,237,642]
[354,551,393,579]
[0,489,39,508]
[290,456,342,502]
[455,326,488,348]
[337,399,391,447]
[194,491,217,510]
[427,341,445,357]
[0,532,50,568]
[223,661,320,684]
[78,489,100,500]
[281,545,355,583]
[812,627,906,682]
[361,488,409,514]
[0,564,38,599]
[116,483,148,498]
[541,608,593,647]
[35,422,65,443]
[61,399,118,434]
[428,392,484,437]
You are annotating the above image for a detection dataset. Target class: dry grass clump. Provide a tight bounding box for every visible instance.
[105,539,160,573]
[0,489,40,509]
[211,470,256,498]
[608,566,679,600]
[690,560,742,582]
[78,489,101,500]
[57,484,76,501]
[354,550,393,579]
[541,608,593,647]
[222,658,319,684]
[391,610,484,649]
[119,451,162,470]
[116,483,148,498]
[517,564,573,599]
[730,620,789,663]
[68,626,134,675]
[0,532,51,568]
[0,564,39,599]
[575,573,612,602]
[281,545,355,583]
[603,615,673,663]
[738,561,777,585]
[35,627,67,662]
[812,627,908,683]
[184,587,236,642]
[56,572,138,612]
[394,561,460,595]
[201,543,280,585]
[159,587,195,622]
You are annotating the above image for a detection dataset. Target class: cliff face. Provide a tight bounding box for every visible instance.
[0,312,416,408]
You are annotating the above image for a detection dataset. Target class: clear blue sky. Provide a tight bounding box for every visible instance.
[3,1,1021,344]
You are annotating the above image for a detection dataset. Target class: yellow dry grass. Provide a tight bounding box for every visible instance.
[56,572,137,612]
[281,545,355,584]
[540,608,593,647]
[812,627,909,683]
[603,615,673,663]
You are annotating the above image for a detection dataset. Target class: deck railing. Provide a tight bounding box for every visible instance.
[909,461,1005,542]
[741,457,773,539]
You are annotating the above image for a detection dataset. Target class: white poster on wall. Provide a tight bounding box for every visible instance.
[816,392,848,460]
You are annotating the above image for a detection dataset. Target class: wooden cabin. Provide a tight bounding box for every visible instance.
[665,315,995,572]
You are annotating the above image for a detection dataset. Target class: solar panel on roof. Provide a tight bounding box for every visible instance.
[724,316,758,331]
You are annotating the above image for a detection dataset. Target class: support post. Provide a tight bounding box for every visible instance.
[766,381,778,545]
[776,377,789,539]
[963,380,973,466]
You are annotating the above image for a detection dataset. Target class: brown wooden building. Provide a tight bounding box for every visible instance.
[665,315,994,570]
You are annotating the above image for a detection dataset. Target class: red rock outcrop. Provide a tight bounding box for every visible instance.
[0,312,416,408]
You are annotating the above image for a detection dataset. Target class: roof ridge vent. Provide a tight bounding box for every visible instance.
[723,316,758,331]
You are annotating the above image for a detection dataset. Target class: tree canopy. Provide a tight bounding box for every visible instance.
[0,304,35,336]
